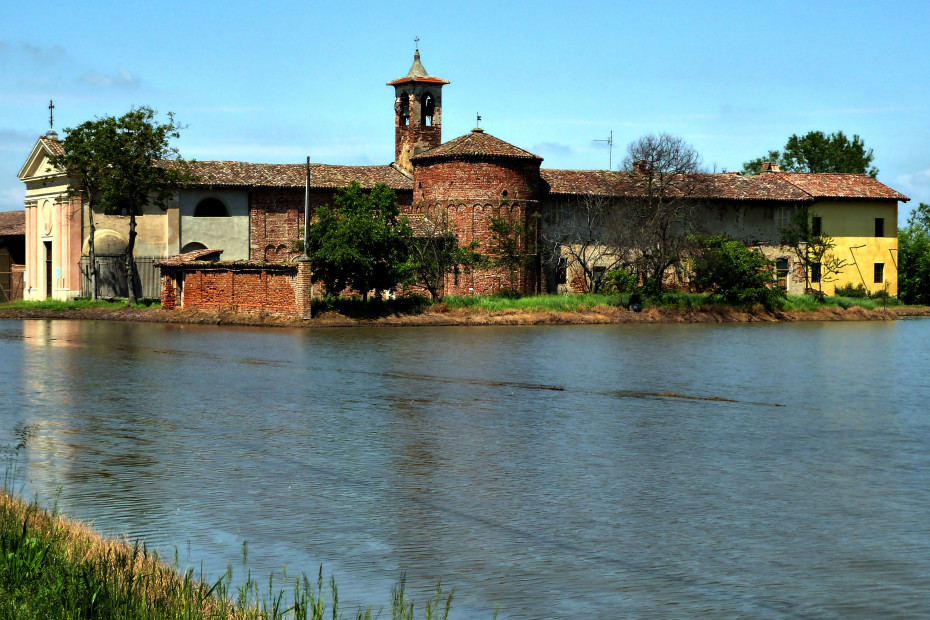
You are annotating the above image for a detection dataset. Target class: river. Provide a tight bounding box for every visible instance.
[1,318,928,618]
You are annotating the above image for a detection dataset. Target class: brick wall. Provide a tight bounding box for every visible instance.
[160,262,311,318]
[410,158,544,295]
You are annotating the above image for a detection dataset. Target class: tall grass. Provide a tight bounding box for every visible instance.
[1,430,472,620]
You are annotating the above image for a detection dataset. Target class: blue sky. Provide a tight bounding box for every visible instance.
[2,0,929,223]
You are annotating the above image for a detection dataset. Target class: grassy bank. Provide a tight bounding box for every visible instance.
[0,482,460,619]
[2,292,927,329]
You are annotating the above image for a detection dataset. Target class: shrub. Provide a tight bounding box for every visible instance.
[690,235,786,310]
[833,283,869,298]
[605,267,637,294]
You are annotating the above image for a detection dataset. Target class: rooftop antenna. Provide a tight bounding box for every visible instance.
[594,130,613,170]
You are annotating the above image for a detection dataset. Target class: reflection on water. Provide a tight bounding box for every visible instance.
[2,318,930,618]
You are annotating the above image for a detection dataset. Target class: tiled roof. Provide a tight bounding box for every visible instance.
[185,161,413,191]
[0,210,25,236]
[40,137,64,156]
[778,173,909,201]
[540,169,908,202]
[412,129,542,163]
[156,248,223,265]
[386,50,450,86]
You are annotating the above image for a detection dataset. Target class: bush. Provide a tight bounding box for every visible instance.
[605,267,637,294]
[690,235,786,310]
[833,283,869,298]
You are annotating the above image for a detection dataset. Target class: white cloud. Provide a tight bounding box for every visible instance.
[79,66,139,89]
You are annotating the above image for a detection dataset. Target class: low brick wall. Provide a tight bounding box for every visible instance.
[159,260,312,319]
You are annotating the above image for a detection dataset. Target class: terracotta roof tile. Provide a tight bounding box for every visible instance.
[156,248,223,266]
[412,129,542,163]
[779,173,909,201]
[40,137,64,156]
[540,169,907,202]
[184,161,413,191]
[0,210,25,236]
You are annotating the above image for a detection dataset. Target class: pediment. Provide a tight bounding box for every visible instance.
[18,138,65,182]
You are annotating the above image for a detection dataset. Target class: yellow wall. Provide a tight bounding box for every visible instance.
[810,200,898,296]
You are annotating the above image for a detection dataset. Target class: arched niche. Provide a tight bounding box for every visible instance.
[194,198,230,217]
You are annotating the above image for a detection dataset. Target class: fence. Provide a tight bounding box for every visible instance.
[79,256,165,300]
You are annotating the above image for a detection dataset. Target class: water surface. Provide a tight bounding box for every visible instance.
[1,318,928,618]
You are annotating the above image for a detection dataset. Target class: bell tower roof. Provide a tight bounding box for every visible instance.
[387,50,449,86]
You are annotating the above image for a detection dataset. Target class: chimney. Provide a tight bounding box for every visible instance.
[759,161,780,174]
[633,160,649,175]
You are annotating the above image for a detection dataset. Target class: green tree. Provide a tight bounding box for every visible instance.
[690,235,785,309]
[49,107,195,304]
[898,202,930,304]
[405,209,483,301]
[742,131,877,177]
[305,182,412,300]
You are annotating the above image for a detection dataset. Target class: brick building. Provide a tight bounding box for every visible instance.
[19,48,910,309]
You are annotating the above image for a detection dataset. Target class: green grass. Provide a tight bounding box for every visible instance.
[0,486,471,620]
[1,298,160,310]
[442,292,625,312]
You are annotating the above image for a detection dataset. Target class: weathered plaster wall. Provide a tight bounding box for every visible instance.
[178,189,250,259]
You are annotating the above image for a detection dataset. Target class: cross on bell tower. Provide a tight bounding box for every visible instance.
[387,43,449,174]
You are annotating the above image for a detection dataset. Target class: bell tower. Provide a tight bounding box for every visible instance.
[387,46,449,174]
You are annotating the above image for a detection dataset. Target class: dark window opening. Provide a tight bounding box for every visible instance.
[194,198,229,217]
[874,263,884,284]
[421,93,435,127]
[501,190,508,198]
[556,257,567,285]
[811,263,822,284]
[776,257,789,290]
[400,93,410,126]
[811,216,822,236]
[875,217,885,237]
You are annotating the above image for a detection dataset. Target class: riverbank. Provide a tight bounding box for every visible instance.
[0,487,452,619]
[2,302,930,328]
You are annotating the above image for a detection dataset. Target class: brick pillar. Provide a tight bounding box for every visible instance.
[295,258,313,319]
[161,273,177,309]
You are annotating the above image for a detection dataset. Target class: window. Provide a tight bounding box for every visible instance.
[776,207,790,230]
[194,198,229,217]
[399,93,410,126]
[811,216,822,236]
[875,217,885,237]
[776,258,789,290]
[874,263,884,284]
[555,257,567,285]
[421,93,435,126]
[811,263,821,284]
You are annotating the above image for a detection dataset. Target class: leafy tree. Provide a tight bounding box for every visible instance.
[742,130,877,177]
[405,208,483,301]
[780,206,848,296]
[488,202,537,293]
[49,107,195,304]
[622,133,708,295]
[898,202,930,304]
[690,235,785,309]
[305,182,412,301]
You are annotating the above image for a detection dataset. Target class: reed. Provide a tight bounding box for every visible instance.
[0,484,467,619]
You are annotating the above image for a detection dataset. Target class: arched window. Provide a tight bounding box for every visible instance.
[194,198,229,217]
[421,93,435,126]
[400,93,410,126]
